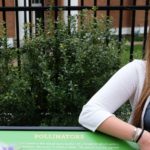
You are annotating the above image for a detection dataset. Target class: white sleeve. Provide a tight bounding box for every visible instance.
[78,60,138,132]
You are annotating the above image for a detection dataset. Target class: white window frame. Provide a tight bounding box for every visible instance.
[32,0,42,34]
[64,0,78,24]
[18,0,29,46]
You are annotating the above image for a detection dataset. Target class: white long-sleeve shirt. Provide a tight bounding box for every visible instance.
[79,59,146,131]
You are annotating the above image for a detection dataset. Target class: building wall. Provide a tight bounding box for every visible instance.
[0,0,15,37]
[0,0,149,39]
[0,0,64,38]
[83,0,147,28]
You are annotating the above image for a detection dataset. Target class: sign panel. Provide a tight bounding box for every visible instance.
[0,129,139,150]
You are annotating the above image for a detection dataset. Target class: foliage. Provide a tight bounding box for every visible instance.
[0,13,123,126]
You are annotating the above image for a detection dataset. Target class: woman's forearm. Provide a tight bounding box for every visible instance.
[97,116,150,150]
[97,116,136,141]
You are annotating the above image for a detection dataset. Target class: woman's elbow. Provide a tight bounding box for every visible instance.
[78,110,85,126]
[78,105,93,130]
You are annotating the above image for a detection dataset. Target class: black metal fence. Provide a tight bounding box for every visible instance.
[0,0,150,61]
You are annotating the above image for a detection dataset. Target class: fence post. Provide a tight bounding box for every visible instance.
[130,0,137,61]
[118,0,123,42]
[94,0,97,17]
[142,0,150,57]
[2,0,6,27]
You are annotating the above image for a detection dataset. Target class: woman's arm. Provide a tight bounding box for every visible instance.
[97,116,150,150]
[79,60,150,150]
[79,60,139,131]
[97,116,135,140]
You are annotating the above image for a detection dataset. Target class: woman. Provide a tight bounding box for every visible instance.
[79,34,150,150]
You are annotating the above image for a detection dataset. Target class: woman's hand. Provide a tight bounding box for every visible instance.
[138,130,150,150]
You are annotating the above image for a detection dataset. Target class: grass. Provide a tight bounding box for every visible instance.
[120,44,143,66]
[124,34,144,42]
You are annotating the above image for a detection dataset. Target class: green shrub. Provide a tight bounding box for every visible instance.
[0,13,123,126]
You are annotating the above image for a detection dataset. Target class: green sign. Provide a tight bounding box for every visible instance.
[0,130,139,150]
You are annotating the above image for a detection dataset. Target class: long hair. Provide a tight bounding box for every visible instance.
[132,32,150,127]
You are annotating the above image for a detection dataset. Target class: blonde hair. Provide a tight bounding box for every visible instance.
[133,32,150,127]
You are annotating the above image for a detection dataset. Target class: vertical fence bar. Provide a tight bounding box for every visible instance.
[24,0,27,39]
[105,0,110,46]
[142,0,149,57]
[2,0,7,48]
[1,0,7,49]
[107,0,110,17]
[81,0,84,6]
[130,0,137,61]
[54,0,59,84]
[68,0,71,33]
[68,0,71,17]
[118,0,123,42]
[29,0,32,37]
[15,0,21,69]
[94,0,97,17]
[15,0,20,48]
[54,0,58,29]
[24,0,27,24]
[80,0,84,25]
[41,0,45,30]
[2,0,6,27]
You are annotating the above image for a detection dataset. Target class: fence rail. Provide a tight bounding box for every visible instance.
[0,0,150,61]
[1,6,150,11]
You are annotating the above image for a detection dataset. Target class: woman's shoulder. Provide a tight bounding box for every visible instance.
[127,59,146,79]
[118,59,145,79]
[126,59,146,70]
[131,59,146,70]
[132,59,146,64]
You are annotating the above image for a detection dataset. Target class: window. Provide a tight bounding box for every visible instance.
[31,0,43,34]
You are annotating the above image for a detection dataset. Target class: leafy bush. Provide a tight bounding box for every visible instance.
[0,13,123,126]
